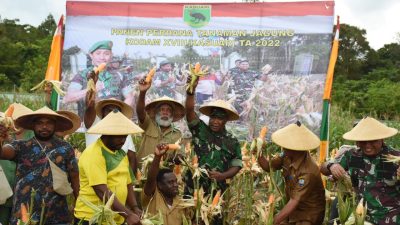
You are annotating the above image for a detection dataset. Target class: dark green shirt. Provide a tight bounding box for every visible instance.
[187,118,242,192]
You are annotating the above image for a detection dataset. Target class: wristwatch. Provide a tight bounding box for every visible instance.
[327,162,335,172]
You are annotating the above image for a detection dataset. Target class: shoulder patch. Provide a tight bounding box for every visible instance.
[298,178,305,187]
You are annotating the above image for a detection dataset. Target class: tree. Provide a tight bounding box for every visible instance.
[334,24,371,80]
[37,14,56,37]
[181,45,201,62]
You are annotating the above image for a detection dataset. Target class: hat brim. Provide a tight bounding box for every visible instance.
[199,106,239,121]
[87,111,143,135]
[271,124,320,151]
[145,99,184,122]
[16,113,73,132]
[95,99,133,119]
[56,111,82,136]
[342,117,398,141]
[343,127,398,141]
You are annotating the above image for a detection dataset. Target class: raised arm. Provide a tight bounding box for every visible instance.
[185,75,199,123]
[143,144,168,197]
[136,78,151,124]
[84,89,96,128]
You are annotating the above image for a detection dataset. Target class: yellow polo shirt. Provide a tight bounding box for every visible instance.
[74,139,132,224]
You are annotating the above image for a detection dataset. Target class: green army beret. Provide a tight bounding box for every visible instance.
[89,40,113,53]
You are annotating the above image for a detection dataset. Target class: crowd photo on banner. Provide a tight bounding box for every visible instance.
[1,1,400,225]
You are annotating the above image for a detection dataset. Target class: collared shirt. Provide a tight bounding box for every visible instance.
[8,137,78,225]
[141,188,191,225]
[335,146,400,225]
[187,118,242,193]
[75,139,132,225]
[271,152,325,224]
[137,114,181,165]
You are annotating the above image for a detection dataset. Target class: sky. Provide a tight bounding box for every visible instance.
[0,0,399,50]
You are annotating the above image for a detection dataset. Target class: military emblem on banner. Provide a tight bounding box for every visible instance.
[183,5,211,28]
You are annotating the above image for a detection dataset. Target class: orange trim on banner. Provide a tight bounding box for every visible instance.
[319,140,328,164]
[67,1,334,17]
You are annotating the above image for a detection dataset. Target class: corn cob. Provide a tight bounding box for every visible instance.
[145,66,157,83]
[186,62,208,94]
[167,143,180,151]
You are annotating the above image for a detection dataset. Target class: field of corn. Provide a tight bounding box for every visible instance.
[2,93,400,225]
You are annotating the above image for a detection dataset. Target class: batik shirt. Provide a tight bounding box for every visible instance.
[8,137,78,225]
[186,119,242,193]
[335,146,400,225]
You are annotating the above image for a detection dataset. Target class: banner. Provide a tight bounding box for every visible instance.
[61,1,334,139]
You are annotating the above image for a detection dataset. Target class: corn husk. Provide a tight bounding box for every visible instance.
[79,193,119,225]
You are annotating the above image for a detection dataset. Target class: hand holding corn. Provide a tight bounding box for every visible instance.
[329,163,348,180]
[86,63,107,92]
[186,62,208,94]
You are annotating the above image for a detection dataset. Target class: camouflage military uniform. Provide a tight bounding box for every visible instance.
[68,66,131,117]
[70,66,131,100]
[153,70,175,98]
[228,69,258,113]
[184,119,242,195]
[335,146,400,224]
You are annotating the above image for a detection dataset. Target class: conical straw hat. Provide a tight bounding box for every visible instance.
[16,106,73,132]
[271,122,320,151]
[145,96,185,122]
[10,103,33,120]
[343,117,398,141]
[56,110,81,136]
[199,100,239,121]
[95,98,133,119]
[87,110,144,135]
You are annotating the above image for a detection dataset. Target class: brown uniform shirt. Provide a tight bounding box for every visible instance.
[272,152,325,224]
[141,188,192,225]
[137,114,182,166]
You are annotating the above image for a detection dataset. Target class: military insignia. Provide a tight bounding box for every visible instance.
[298,178,305,187]
[183,5,211,28]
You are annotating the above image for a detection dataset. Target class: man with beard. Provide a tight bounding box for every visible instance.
[141,143,193,225]
[136,78,184,167]
[0,107,79,225]
[74,111,143,225]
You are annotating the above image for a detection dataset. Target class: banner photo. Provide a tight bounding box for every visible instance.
[61,1,334,139]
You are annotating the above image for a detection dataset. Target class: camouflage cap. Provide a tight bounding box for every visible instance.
[89,40,113,53]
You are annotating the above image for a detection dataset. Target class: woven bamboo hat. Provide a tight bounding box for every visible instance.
[343,117,398,141]
[95,98,133,119]
[16,106,73,132]
[9,103,33,120]
[87,110,144,135]
[145,96,185,122]
[56,110,81,136]
[199,99,239,121]
[271,122,320,151]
